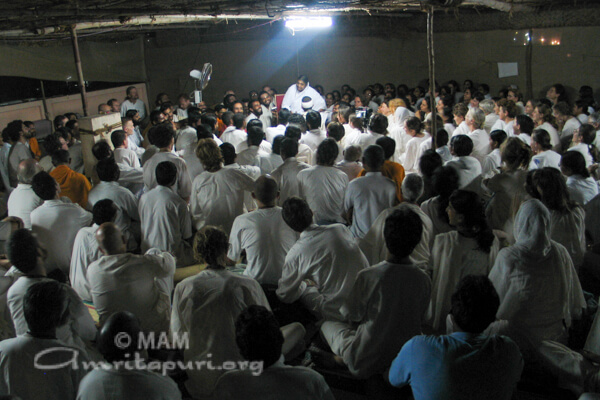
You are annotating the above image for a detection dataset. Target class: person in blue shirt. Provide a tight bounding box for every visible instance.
[388,275,523,400]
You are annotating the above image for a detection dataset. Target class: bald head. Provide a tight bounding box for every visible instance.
[253,175,278,206]
[17,159,42,184]
[98,104,111,115]
[95,222,126,255]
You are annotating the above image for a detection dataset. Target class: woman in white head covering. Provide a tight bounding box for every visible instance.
[388,104,414,162]
[487,199,585,355]
[526,167,586,269]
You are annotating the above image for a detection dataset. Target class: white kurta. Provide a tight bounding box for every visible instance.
[301,129,327,152]
[220,127,247,150]
[266,125,286,144]
[7,276,97,356]
[452,121,470,137]
[31,199,92,273]
[420,196,454,246]
[228,207,299,285]
[175,126,197,157]
[539,122,561,152]
[143,151,192,200]
[561,117,582,138]
[215,357,334,400]
[0,335,88,400]
[567,175,599,206]
[359,203,433,269]
[170,268,270,399]
[550,206,586,268]
[297,165,349,224]
[88,249,176,334]
[190,168,254,234]
[120,99,146,119]
[467,129,491,165]
[568,143,594,167]
[487,199,585,351]
[277,224,369,320]
[271,157,311,206]
[114,147,140,169]
[401,135,429,174]
[87,181,140,251]
[8,142,32,187]
[7,183,42,229]
[356,131,384,152]
[70,224,101,302]
[259,153,283,175]
[427,231,501,331]
[529,150,561,170]
[444,156,482,188]
[484,113,500,133]
[344,172,396,238]
[482,148,501,179]
[320,261,431,378]
[77,365,181,400]
[281,84,326,113]
[116,162,144,196]
[139,186,193,266]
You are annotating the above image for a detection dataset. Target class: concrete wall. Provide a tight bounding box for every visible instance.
[145,25,600,105]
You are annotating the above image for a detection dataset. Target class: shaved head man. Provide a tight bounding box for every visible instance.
[95,222,127,256]
[228,175,299,285]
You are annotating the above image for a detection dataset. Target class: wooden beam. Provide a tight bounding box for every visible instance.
[427,6,437,148]
[70,26,89,117]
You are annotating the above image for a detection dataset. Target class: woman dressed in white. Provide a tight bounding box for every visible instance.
[427,190,500,332]
[487,199,585,356]
[281,75,326,114]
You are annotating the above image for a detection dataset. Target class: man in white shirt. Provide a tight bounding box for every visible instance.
[360,173,433,269]
[176,92,191,120]
[77,311,181,400]
[301,110,326,152]
[92,141,144,197]
[139,161,193,267]
[246,99,271,130]
[228,176,299,285]
[7,158,43,229]
[445,135,482,188]
[277,197,369,320]
[111,129,140,168]
[0,279,89,400]
[465,108,491,165]
[143,123,192,201]
[452,103,470,137]
[266,109,290,144]
[271,138,311,206]
[344,144,396,238]
[7,229,97,358]
[297,139,348,224]
[221,112,248,150]
[237,126,272,172]
[120,86,147,120]
[31,171,92,274]
[6,120,33,188]
[88,223,176,334]
[122,117,145,159]
[215,305,334,400]
[319,206,431,378]
[88,158,141,251]
[70,199,118,302]
[287,117,314,165]
[492,99,517,136]
[124,109,145,148]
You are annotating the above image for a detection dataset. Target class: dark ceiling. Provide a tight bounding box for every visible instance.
[0,0,597,36]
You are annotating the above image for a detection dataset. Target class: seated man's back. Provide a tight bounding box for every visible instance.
[88,223,176,334]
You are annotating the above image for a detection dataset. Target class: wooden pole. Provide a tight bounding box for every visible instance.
[427,6,437,148]
[526,28,534,101]
[70,26,89,117]
[39,80,50,120]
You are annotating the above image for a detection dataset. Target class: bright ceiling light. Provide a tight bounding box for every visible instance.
[284,16,332,29]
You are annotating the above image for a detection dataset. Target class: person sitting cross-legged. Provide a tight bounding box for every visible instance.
[317,205,431,378]
[76,311,181,400]
[0,280,89,400]
[215,305,334,400]
[389,275,524,400]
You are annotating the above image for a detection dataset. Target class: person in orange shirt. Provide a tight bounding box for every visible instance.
[49,149,91,208]
[24,121,41,161]
[358,136,405,202]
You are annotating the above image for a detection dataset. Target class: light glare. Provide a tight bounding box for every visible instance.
[285,17,332,29]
